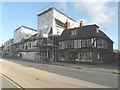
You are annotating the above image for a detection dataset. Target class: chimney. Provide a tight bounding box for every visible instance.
[65,20,70,30]
[80,20,83,27]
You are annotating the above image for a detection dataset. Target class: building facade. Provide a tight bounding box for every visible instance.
[19,34,38,61]
[58,22,113,64]
[2,7,114,64]
[36,7,79,62]
[3,25,38,58]
[3,39,13,57]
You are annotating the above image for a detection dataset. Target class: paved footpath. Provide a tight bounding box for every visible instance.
[0,59,111,88]
[50,61,119,73]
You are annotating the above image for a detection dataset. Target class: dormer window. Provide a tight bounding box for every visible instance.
[71,30,76,36]
[96,28,99,33]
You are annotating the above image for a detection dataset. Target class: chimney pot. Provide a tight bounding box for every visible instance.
[65,20,70,30]
[80,20,83,27]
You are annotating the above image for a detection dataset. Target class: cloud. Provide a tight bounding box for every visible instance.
[73,0,117,26]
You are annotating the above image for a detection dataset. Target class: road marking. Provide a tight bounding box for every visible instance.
[0,73,26,90]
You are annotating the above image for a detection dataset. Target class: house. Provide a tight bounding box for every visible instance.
[19,34,38,61]
[0,45,4,56]
[3,38,13,57]
[11,25,38,58]
[58,21,113,64]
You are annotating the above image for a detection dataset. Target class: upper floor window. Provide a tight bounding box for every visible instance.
[97,39,108,49]
[71,30,76,36]
[28,42,32,48]
[55,18,65,28]
[96,28,99,33]
[81,39,92,48]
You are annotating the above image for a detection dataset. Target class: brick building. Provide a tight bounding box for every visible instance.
[58,21,113,64]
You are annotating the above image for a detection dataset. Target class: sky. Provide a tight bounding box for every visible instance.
[0,1,119,49]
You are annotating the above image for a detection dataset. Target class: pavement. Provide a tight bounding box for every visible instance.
[50,61,119,74]
[0,58,112,88]
[3,57,119,74]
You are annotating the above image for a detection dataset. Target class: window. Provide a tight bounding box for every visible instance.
[65,40,74,48]
[74,40,78,48]
[25,45,28,49]
[61,41,65,49]
[77,39,81,48]
[55,18,65,28]
[91,38,97,47]
[79,52,92,61]
[71,30,76,36]
[81,39,92,47]
[96,28,99,33]
[59,42,62,49]
[97,39,108,49]
[49,27,53,35]
[28,42,32,48]
[22,44,24,49]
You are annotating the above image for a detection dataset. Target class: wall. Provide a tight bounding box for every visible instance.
[21,27,37,39]
[13,27,22,44]
[20,52,36,61]
[53,9,79,28]
[13,26,37,44]
[37,10,53,35]
[37,8,79,36]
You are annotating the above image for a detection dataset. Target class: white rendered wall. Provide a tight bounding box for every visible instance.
[53,9,79,35]
[13,26,37,44]
[37,10,53,35]
[37,8,79,36]
[21,52,36,60]
[21,27,37,39]
[13,27,21,44]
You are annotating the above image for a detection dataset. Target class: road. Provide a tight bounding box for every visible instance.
[0,58,118,88]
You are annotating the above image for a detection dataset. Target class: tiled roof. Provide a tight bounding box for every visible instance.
[58,24,113,42]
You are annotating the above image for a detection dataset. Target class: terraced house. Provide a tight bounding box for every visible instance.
[58,21,113,64]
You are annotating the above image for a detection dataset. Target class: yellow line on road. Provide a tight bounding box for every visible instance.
[0,73,26,90]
